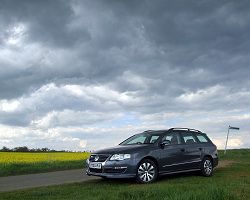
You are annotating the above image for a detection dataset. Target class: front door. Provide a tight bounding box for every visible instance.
[158,132,186,173]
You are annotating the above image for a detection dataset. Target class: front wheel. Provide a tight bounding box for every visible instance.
[201,157,213,177]
[136,159,158,184]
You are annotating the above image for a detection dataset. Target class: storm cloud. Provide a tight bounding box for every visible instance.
[0,0,249,150]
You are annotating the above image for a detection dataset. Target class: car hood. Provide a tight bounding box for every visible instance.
[93,144,151,154]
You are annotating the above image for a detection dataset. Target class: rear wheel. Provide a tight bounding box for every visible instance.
[136,159,158,184]
[201,157,213,177]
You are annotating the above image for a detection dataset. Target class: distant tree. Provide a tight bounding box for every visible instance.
[0,146,11,152]
[42,147,49,152]
[14,146,29,152]
[29,148,36,152]
[0,146,76,152]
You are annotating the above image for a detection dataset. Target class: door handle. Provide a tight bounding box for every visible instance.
[199,148,202,151]
[181,149,185,152]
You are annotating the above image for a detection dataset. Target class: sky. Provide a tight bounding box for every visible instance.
[0,0,249,151]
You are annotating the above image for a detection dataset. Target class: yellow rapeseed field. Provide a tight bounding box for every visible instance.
[0,152,90,164]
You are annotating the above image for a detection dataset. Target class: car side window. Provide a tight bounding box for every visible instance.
[196,134,209,143]
[161,132,181,145]
[181,132,198,144]
[150,135,160,143]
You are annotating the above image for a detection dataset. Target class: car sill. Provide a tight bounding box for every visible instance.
[159,168,200,176]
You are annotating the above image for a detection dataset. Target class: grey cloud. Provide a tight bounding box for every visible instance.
[0,0,250,150]
[1,0,249,100]
[0,111,30,126]
[0,0,91,47]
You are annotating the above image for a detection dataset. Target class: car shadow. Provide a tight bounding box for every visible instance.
[157,171,201,182]
[91,171,201,184]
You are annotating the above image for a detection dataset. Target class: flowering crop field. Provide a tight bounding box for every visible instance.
[0,152,90,164]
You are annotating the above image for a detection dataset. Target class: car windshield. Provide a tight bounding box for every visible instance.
[120,132,163,145]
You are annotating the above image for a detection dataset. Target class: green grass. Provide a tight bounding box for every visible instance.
[0,160,87,177]
[218,148,250,161]
[0,149,249,200]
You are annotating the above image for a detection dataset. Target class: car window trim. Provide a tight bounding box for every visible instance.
[180,131,199,144]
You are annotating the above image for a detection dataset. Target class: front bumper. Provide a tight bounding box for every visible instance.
[86,169,136,179]
[86,159,137,179]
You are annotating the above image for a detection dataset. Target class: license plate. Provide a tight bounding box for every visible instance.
[89,162,102,169]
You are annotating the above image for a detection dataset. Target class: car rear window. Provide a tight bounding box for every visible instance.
[196,134,209,143]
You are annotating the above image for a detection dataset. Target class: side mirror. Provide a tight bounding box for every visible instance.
[160,140,171,146]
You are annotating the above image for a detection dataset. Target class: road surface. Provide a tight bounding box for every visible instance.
[0,168,99,192]
[0,161,230,192]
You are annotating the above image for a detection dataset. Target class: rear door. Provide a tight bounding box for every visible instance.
[179,131,202,169]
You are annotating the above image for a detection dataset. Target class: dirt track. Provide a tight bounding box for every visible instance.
[215,160,234,168]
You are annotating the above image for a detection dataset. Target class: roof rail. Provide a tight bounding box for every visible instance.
[169,128,201,133]
[144,130,154,132]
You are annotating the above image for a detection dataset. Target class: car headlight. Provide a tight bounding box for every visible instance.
[110,154,131,161]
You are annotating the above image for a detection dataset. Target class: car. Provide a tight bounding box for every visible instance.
[86,128,219,184]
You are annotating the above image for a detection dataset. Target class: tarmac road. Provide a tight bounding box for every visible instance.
[0,168,99,192]
[0,161,227,192]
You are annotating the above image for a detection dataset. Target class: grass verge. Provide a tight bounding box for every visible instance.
[0,149,249,200]
[0,160,87,177]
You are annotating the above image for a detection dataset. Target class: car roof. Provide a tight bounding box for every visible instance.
[143,128,205,134]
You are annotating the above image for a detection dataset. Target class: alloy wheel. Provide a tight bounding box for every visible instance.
[137,159,157,183]
[201,157,213,177]
[204,159,212,175]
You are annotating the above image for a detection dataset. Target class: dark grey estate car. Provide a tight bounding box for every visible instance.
[86,128,219,183]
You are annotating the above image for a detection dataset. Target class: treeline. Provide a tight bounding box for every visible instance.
[0,146,87,152]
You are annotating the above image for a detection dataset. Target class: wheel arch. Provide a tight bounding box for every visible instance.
[138,156,159,171]
[202,155,214,167]
[201,155,214,177]
[136,156,159,184]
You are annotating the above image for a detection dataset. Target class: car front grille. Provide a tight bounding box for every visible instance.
[105,168,127,173]
[89,168,103,173]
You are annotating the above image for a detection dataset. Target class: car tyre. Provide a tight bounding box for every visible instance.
[136,159,158,184]
[201,157,213,177]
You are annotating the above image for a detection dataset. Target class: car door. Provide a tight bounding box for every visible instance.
[158,131,186,173]
[179,131,202,169]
